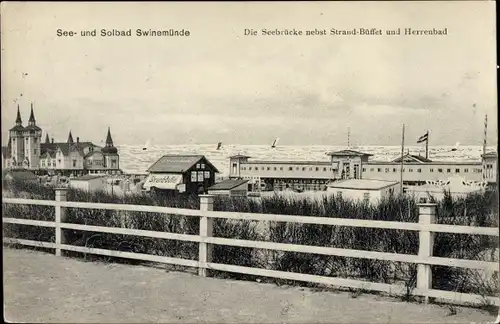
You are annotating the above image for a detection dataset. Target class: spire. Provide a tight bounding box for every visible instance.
[45,133,50,144]
[67,130,74,144]
[28,102,36,126]
[105,127,114,146]
[15,105,22,126]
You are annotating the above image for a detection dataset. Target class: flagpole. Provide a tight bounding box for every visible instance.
[425,130,429,159]
[400,124,405,193]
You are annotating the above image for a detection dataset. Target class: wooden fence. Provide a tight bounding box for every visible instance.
[2,188,499,306]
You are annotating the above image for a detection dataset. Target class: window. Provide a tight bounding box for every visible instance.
[201,163,205,169]
[191,171,197,182]
[323,167,327,171]
[417,168,422,173]
[409,168,413,172]
[274,167,277,171]
[430,168,434,172]
[370,168,374,172]
[204,171,210,178]
[261,166,264,170]
[362,168,366,172]
[393,168,397,172]
[280,167,283,171]
[464,169,468,173]
[309,167,313,171]
[289,167,293,171]
[377,168,381,172]
[455,168,460,173]
[315,167,319,171]
[296,167,300,171]
[447,169,451,173]
[12,139,15,143]
[302,167,306,171]
[242,167,246,170]
[58,159,61,164]
[232,163,237,174]
[438,168,443,173]
[72,160,76,167]
[197,171,204,182]
[267,167,271,171]
[196,163,200,169]
[385,168,389,173]
[363,192,370,203]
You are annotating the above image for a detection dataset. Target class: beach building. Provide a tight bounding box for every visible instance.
[405,176,486,201]
[69,175,107,192]
[326,179,400,204]
[144,155,219,194]
[208,179,249,197]
[2,104,121,176]
[228,149,497,192]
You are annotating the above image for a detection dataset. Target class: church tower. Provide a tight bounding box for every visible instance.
[23,103,42,169]
[9,105,25,167]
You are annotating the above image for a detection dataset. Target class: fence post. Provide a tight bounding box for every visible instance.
[198,194,214,277]
[417,202,437,303]
[55,188,68,257]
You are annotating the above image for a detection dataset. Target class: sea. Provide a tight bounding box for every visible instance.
[117,144,497,176]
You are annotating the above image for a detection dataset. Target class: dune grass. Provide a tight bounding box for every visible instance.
[3,179,498,303]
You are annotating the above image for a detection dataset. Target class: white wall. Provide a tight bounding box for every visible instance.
[326,185,399,204]
[70,178,106,192]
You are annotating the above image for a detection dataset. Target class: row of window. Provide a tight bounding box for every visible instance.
[242,166,332,172]
[191,171,211,182]
[196,163,206,169]
[363,167,483,174]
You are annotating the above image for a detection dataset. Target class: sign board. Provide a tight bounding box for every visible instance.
[144,174,183,190]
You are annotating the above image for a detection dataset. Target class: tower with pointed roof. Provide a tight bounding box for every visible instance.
[67,130,74,144]
[9,105,25,167]
[101,127,119,170]
[23,103,42,168]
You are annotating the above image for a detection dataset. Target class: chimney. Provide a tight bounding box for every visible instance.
[51,138,54,144]
[77,137,80,143]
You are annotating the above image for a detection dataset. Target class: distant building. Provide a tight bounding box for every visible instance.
[69,175,107,192]
[144,155,219,194]
[2,104,121,176]
[405,176,486,201]
[208,179,249,197]
[326,179,400,204]
[229,149,497,192]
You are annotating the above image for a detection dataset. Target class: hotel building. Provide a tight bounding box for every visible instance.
[2,104,121,176]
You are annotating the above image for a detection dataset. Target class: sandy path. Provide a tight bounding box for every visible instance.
[3,248,497,323]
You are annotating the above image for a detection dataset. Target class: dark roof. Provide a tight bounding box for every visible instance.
[72,175,106,181]
[147,155,220,173]
[4,170,38,181]
[84,151,104,158]
[24,125,42,131]
[9,125,24,132]
[209,179,249,190]
[392,154,432,163]
[482,152,498,158]
[326,150,373,157]
[230,154,251,159]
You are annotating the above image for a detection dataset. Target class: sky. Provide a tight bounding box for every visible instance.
[1,1,497,146]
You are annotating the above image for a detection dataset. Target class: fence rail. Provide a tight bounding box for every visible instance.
[2,188,499,307]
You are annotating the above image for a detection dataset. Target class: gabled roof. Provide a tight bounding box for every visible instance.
[392,154,432,163]
[84,150,104,158]
[482,151,498,158]
[9,125,24,132]
[209,179,249,190]
[147,155,220,173]
[326,149,373,157]
[24,124,42,131]
[230,154,251,159]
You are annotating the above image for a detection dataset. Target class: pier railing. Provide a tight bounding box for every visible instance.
[2,188,499,306]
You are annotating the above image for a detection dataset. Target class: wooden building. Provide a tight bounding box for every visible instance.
[208,179,249,197]
[144,155,219,194]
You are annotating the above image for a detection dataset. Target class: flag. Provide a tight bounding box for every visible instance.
[417,132,428,143]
